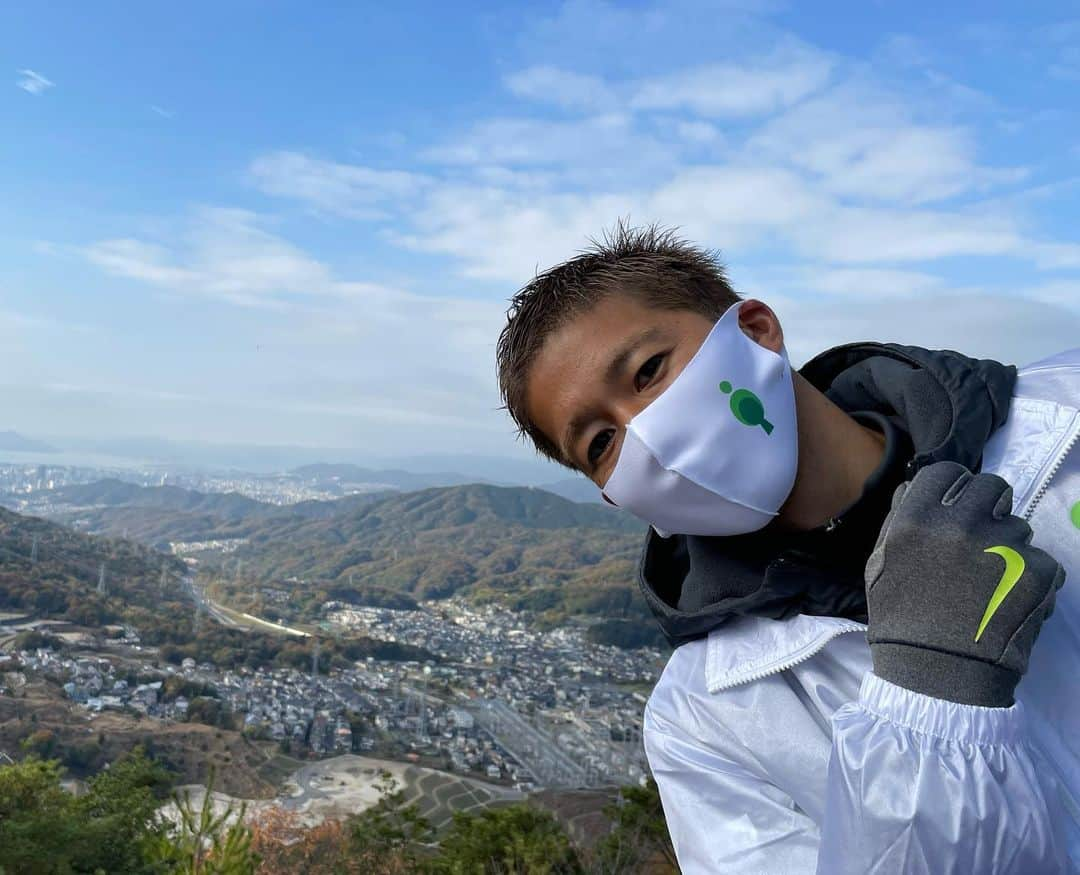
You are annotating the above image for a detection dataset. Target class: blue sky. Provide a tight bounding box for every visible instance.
[3,0,1080,462]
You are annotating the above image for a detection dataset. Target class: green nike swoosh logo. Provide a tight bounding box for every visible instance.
[976,546,1026,643]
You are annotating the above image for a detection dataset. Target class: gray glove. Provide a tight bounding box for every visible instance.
[866,461,1066,708]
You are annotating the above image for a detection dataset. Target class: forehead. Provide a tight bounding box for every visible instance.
[523,296,699,451]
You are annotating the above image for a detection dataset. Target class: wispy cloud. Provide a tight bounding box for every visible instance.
[630,43,833,117]
[82,208,335,305]
[150,104,175,119]
[236,11,1057,287]
[55,0,1080,451]
[505,66,615,111]
[249,152,429,219]
[16,68,54,95]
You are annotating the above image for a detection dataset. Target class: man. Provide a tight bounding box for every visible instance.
[496,225,1080,873]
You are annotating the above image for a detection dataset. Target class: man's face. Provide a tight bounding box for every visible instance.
[524,295,716,487]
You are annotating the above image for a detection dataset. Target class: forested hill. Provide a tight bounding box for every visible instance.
[52,478,393,521]
[41,478,392,547]
[53,478,268,519]
[221,484,650,631]
[0,506,187,623]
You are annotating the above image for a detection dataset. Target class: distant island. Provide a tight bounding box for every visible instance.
[0,430,57,453]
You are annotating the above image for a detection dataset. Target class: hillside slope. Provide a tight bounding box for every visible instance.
[0,505,187,623]
[42,479,390,548]
[219,484,650,629]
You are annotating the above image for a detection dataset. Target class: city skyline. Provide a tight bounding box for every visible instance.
[4,1,1080,458]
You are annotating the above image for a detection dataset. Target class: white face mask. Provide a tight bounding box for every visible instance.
[601,301,799,538]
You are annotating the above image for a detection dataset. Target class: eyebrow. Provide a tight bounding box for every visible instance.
[560,326,667,467]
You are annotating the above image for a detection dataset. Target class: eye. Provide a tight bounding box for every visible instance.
[587,428,614,466]
[634,354,664,392]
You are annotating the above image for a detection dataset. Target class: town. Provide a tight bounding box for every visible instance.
[3,597,661,792]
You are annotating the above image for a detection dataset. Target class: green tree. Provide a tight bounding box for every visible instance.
[186,696,224,728]
[0,748,173,875]
[430,805,582,875]
[346,771,433,870]
[20,728,58,759]
[587,779,678,874]
[0,757,76,874]
[75,747,175,873]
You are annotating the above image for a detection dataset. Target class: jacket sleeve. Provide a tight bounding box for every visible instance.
[645,667,1071,875]
[818,671,1070,875]
[643,702,822,874]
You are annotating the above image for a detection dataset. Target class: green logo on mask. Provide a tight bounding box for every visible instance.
[1071,500,1080,531]
[719,381,774,435]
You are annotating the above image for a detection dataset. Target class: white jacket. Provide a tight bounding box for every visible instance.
[644,349,1080,874]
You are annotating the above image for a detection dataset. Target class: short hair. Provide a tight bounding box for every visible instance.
[496,222,740,468]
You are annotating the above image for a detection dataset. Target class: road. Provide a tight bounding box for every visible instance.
[181,576,309,637]
[473,700,587,788]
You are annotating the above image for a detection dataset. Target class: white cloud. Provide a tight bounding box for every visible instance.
[250,152,429,218]
[150,105,175,119]
[748,84,1026,204]
[84,239,199,287]
[504,66,615,111]
[1030,241,1080,269]
[630,43,833,117]
[1025,280,1080,310]
[73,207,515,447]
[793,267,951,299]
[675,120,722,144]
[793,205,1022,263]
[51,0,1080,453]
[16,69,53,95]
[83,208,333,304]
[422,113,683,187]
[45,382,205,404]
[397,184,637,281]
[649,165,823,239]
[773,292,1080,369]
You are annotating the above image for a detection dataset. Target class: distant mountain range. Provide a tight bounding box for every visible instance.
[29,478,656,645]
[41,478,393,546]
[290,463,484,491]
[4,471,660,646]
[16,435,568,483]
[40,476,607,548]
[292,463,601,503]
[0,430,57,454]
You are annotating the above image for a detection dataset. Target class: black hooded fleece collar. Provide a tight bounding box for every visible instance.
[638,343,1017,648]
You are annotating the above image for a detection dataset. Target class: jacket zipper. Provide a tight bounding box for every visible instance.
[709,622,865,692]
[712,406,1077,692]
[1015,410,1080,828]
[1021,413,1080,521]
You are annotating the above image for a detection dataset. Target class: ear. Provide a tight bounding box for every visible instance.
[736,299,785,354]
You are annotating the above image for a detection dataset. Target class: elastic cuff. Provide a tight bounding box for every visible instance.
[860,671,1025,746]
[871,642,1020,708]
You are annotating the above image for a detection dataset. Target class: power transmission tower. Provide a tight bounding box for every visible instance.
[312,638,321,679]
[160,563,169,596]
[97,563,107,596]
[193,600,204,634]
[30,534,39,564]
